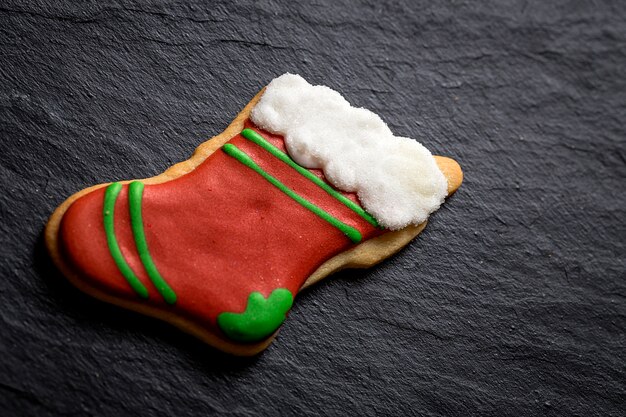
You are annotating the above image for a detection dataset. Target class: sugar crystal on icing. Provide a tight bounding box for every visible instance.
[250,73,448,230]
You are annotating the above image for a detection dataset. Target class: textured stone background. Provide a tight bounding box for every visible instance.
[1,0,625,416]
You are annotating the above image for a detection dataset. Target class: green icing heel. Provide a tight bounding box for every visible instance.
[217,289,294,342]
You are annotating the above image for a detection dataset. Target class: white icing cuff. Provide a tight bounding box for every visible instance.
[250,73,448,230]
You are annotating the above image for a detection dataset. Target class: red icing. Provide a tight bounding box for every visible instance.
[59,122,382,337]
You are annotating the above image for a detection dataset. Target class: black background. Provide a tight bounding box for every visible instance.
[1,1,625,416]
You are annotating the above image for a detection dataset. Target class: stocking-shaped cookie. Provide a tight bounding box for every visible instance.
[46,74,463,355]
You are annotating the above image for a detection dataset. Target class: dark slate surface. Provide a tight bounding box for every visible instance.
[1,0,625,415]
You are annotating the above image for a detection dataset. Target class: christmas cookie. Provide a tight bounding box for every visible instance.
[45,74,463,355]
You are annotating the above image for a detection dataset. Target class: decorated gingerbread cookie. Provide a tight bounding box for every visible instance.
[45,74,463,355]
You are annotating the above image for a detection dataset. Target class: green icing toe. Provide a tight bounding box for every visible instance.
[217,289,294,343]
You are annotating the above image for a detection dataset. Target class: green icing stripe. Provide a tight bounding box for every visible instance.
[103,183,149,299]
[241,128,379,228]
[223,144,362,243]
[128,181,177,305]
